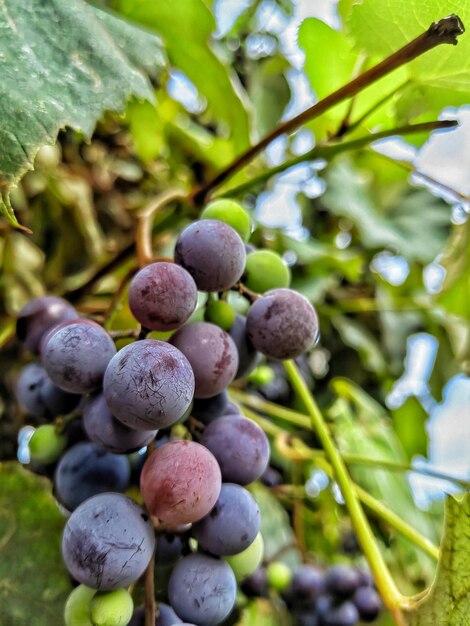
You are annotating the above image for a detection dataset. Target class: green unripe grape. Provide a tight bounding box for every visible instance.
[246,364,275,386]
[244,250,291,294]
[225,532,264,581]
[29,424,67,465]
[90,588,134,626]
[201,199,252,242]
[205,298,236,331]
[266,561,292,591]
[64,584,96,626]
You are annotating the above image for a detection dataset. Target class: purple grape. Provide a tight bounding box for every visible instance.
[222,401,242,416]
[241,567,269,597]
[174,219,246,292]
[128,262,198,332]
[192,391,228,424]
[291,565,325,603]
[54,442,130,511]
[246,289,319,360]
[170,322,238,398]
[42,320,116,394]
[83,393,157,454]
[200,416,269,485]
[352,586,381,622]
[261,466,283,487]
[325,565,361,599]
[128,604,183,626]
[192,483,260,556]
[16,362,81,419]
[62,493,155,590]
[319,600,359,626]
[103,340,195,430]
[228,315,259,379]
[16,296,78,354]
[155,533,184,568]
[168,553,236,625]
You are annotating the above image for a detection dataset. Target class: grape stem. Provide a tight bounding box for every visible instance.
[215,119,458,199]
[136,188,186,267]
[283,360,411,623]
[144,550,156,626]
[191,14,464,204]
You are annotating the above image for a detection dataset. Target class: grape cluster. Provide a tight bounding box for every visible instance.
[243,562,382,626]
[12,198,376,626]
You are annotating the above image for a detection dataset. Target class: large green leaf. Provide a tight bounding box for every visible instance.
[347,1,470,123]
[409,493,470,625]
[0,0,165,227]
[115,0,251,153]
[322,159,452,263]
[0,463,70,626]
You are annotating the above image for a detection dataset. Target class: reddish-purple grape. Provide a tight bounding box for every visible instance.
[174,219,246,292]
[192,483,260,556]
[140,440,221,526]
[16,362,81,419]
[170,322,238,398]
[103,340,194,430]
[16,296,78,354]
[42,320,116,393]
[128,262,198,331]
[200,416,270,485]
[54,442,130,511]
[246,289,319,360]
[62,493,155,590]
[168,553,236,626]
[83,393,157,454]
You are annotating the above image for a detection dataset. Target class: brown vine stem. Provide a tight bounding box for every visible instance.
[191,14,464,205]
[144,550,156,626]
[136,188,186,267]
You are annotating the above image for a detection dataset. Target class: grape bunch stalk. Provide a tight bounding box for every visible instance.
[14,198,381,626]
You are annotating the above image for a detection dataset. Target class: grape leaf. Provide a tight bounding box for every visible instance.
[0,0,165,227]
[409,493,470,626]
[0,462,70,626]
[346,0,470,123]
[114,0,251,153]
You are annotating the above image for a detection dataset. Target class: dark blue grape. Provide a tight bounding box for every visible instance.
[16,362,81,419]
[261,466,283,487]
[241,567,269,597]
[175,219,246,292]
[222,401,242,416]
[83,393,157,454]
[324,565,361,598]
[246,289,319,360]
[319,600,359,626]
[171,322,238,398]
[54,442,130,511]
[228,315,259,379]
[128,262,198,332]
[192,391,228,424]
[352,586,381,622]
[192,483,260,556]
[155,533,184,568]
[42,320,116,393]
[294,610,319,626]
[168,553,236,625]
[200,416,269,485]
[62,493,155,590]
[291,565,325,603]
[128,604,183,626]
[16,296,78,354]
[103,339,195,430]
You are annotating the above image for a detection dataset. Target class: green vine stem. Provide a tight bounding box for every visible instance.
[229,388,311,429]
[216,119,457,199]
[283,360,410,624]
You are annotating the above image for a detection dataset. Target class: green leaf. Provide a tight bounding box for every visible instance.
[332,316,388,376]
[238,598,292,626]
[347,0,470,123]
[116,0,251,153]
[322,159,451,263]
[0,462,71,626]
[409,493,470,626]
[391,395,429,460]
[248,57,291,139]
[0,0,165,227]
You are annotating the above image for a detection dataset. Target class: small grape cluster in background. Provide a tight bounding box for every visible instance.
[14,199,381,626]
